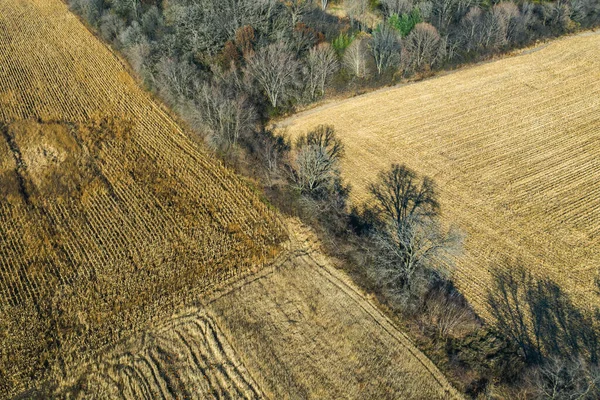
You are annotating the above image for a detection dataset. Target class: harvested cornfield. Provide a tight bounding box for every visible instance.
[279,32,600,316]
[53,221,460,400]
[0,0,284,395]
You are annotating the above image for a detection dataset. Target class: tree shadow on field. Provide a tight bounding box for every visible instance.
[487,261,600,366]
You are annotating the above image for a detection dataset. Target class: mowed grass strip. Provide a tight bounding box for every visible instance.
[280,33,600,316]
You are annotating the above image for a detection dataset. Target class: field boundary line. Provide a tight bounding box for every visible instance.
[299,251,463,399]
[273,28,600,131]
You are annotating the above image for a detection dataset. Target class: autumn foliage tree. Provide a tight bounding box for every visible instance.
[235,25,255,57]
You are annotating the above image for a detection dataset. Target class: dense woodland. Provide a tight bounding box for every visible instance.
[69,0,600,398]
[70,0,599,139]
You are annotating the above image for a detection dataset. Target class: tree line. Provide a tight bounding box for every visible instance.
[69,0,599,154]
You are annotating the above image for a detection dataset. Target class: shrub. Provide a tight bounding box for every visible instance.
[332,32,355,54]
[388,8,422,37]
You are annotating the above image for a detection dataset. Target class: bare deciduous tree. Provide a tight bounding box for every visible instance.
[423,290,476,338]
[368,164,460,302]
[290,125,344,194]
[381,0,413,17]
[530,357,600,400]
[291,22,320,55]
[112,0,140,21]
[459,6,485,52]
[305,43,339,100]
[123,39,151,75]
[368,163,439,228]
[430,0,458,33]
[244,41,299,108]
[346,0,370,30]
[118,21,145,48]
[570,0,599,25]
[482,2,521,49]
[99,11,126,43]
[370,217,458,295]
[541,1,573,31]
[195,84,257,151]
[403,22,442,72]
[455,0,480,18]
[284,0,312,27]
[343,36,371,78]
[166,0,279,56]
[292,145,337,193]
[371,23,401,75]
[496,2,523,43]
[155,57,197,104]
[69,0,104,23]
[259,133,288,184]
[296,125,345,160]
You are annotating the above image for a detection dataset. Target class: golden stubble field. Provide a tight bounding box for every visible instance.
[280,32,600,316]
[54,221,461,400]
[0,0,458,397]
